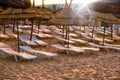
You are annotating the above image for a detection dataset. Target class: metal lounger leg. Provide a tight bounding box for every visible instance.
[0,51,6,59]
[13,54,19,62]
[66,49,70,55]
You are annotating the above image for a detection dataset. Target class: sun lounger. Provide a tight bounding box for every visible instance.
[88,42,120,52]
[19,46,57,59]
[14,27,24,33]
[54,36,75,44]
[70,37,88,44]
[53,30,63,35]
[51,44,85,55]
[0,42,10,48]
[0,31,10,39]
[69,44,100,53]
[43,34,53,38]
[26,35,48,46]
[41,28,51,34]
[112,34,120,40]
[99,42,120,47]
[6,30,17,38]
[0,42,10,58]
[19,36,38,46]
[0,44,37,62]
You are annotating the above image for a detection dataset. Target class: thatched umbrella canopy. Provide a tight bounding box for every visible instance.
[89,12,120,45]
[88,0,120,14]
[0,0,32,52]
[0,8,14,34]
[49,0,88,48]
[33,0,53,33]
[0,8,14,19]
[90,12,120,24]
[37,0,52,20]
[0,7,3,24]
[0,0,41,52]
[8,1,40,19]
[0,0,31,9]
[49,0,88,26]
[0,7,3,12]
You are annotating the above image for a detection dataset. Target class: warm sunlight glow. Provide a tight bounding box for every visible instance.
[77,0,98,5]
[31,0,98,6]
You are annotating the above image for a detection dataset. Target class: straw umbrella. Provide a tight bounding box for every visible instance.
[0,0,31,8]
[2,0,41,52]
[37,0,52,33]
[49,0,87,48]
[88,0,120,14]
[90,12,120,45]
[0,8,14,34]
[0,7,3,24]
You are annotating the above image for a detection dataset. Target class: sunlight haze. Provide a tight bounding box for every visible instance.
[30,0,97,6]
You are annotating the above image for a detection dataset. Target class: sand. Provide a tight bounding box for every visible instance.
[0,52,120,80]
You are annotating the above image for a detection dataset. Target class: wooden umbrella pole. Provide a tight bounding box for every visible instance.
[80,26,82,31]
[67,26,70,48]
[38,21,40,33]
[66,25,68,39]
[16,19,20,52]
[30,19,34,41]
[63,25,65,38]
[13,19,16,32]
[116,24,119,35]
[3,20,6,34]
[69,0,73,8]
[42,0,45,8]
[84,25,85,33]
[92,23,95,39]
[111,24,113,39]
[92,19,96,39]
[102,26,106,46]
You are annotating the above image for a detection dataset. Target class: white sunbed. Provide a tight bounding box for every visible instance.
[69,44,100,53]
[51,44,85,55]
[54,36,75,44]
[19,36,38,46]
[88,42,120,52]
[0,43,37,62]
[6,30,17,38]
[26,35,48,46]
[99,42,120,47]
[70,37,88,44]
[0,42,10,58]
[19,46,57,59]
[0,31,10,39]
[41,28,51,34]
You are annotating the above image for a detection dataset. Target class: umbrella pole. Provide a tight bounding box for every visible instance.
[84,26,85,33]
[92,20,96,38]
[30,19,34,41]
[67,26,70,48]
[62,25,64,38]
[92,24,95,39]
[80,26,81,30]
[102,26,106,46]
[111,24,113,39]
[13,19,15,32]
[66,25,67,40]
[117,24,119,35]
[16,19,20,52]
[3,20,6,34]
[38,21,40,33]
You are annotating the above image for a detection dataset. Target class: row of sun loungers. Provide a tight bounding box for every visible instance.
[0,42,58,62]
[19,35,48,46]
[0,42,37,62]
[1,24,120,62]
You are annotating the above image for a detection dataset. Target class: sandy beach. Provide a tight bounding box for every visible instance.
[0,51,120,80]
